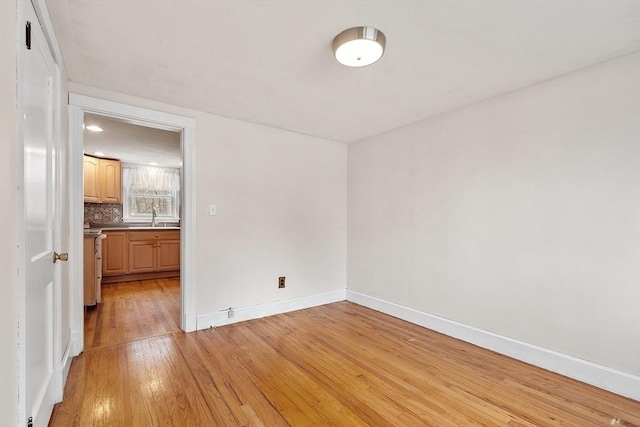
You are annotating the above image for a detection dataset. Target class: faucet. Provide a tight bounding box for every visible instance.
[151,205,157,227]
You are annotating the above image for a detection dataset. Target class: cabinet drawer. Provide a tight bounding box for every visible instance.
[128,230,181,241]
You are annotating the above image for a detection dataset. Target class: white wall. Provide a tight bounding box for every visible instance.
[195,115,347,312]
[348,52,640,376]
[70,83,347,319]
[0,2,19,426]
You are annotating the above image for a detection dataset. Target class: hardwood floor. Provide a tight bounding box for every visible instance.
[51,283,639,426]
[83,278,181,350]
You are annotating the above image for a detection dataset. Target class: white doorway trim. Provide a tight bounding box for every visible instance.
[68,94,197,356]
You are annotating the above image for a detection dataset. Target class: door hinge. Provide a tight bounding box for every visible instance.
[27,416,33,427]
[26,21,31,50]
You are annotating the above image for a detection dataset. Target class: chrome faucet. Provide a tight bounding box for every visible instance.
[151,205,157,227]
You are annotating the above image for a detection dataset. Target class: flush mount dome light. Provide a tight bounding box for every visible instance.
[85,125,103,132]
[333,26,386,67]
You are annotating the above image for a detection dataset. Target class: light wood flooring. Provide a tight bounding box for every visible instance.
[84,278,181,350]
[51,279,639,426]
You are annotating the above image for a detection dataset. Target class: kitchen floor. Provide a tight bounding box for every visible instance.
[84,278,180,350]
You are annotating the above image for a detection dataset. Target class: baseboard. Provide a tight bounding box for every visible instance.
[182,310,197,333]
[346,290,640,401]
[101,270,180,284]
[196,289,347,330]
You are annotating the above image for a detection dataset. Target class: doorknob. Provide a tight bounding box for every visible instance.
[53,252,69,263]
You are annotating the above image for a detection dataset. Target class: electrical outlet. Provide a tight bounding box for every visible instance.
[227,307,234,318]
[278,276,285,288]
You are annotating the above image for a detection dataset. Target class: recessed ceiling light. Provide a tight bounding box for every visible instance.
[333,26,386,67]
[94,152,106,157]
[85,125,103,132]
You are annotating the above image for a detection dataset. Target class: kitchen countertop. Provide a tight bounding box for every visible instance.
[84,228,104,237]
[88,223,180,231]
[100,226,181,231]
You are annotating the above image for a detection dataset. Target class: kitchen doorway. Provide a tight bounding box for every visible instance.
[82,113,183,348]
[68,95,196,357]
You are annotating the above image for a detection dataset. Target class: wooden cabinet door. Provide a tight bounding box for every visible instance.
[157,240,180,271]
[102,231,129,276]
[100,159,122,203]
[83,237,97,305]
[83,155,100,202]
[129,241,156,273]
[83,156,121,203]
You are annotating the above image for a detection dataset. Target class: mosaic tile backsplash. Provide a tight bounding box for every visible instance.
[84,203,124,224]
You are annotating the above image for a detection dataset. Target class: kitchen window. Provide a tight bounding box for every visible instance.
[123,165,180,223]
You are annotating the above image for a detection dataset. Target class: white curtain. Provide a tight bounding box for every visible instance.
[123,166,180,195]
[122,165,181,221]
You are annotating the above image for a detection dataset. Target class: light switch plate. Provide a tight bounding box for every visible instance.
[209,204,217,216]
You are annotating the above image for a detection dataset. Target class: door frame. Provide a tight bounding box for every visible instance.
[68,95,197,356]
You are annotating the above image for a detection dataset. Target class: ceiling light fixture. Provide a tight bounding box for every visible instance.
[85,125,103,132]
[94,152,106,157]
[332,26,386,67]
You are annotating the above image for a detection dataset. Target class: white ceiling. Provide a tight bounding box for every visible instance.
[48,1,640,143]
[83,113,181,168]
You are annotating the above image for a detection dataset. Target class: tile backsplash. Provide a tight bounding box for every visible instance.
[84,203,123,224]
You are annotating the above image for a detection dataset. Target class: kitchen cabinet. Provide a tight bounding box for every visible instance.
[83,155,100,203]
[157,240,181,271]
[129,230,181,274]
[100,229,180,283]
[83,155,122,203]
[83,234,102,306]
[102,231,128,275]
[129,240,157,273]
[100,159,122,203]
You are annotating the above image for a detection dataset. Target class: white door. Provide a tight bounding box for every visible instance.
[22,2,61,426]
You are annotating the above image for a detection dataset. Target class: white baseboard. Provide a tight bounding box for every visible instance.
[182,311,197,333]
[196,290,347,330]
[346,290,640,401]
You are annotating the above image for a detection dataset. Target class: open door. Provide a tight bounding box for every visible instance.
[21,2,63,426]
